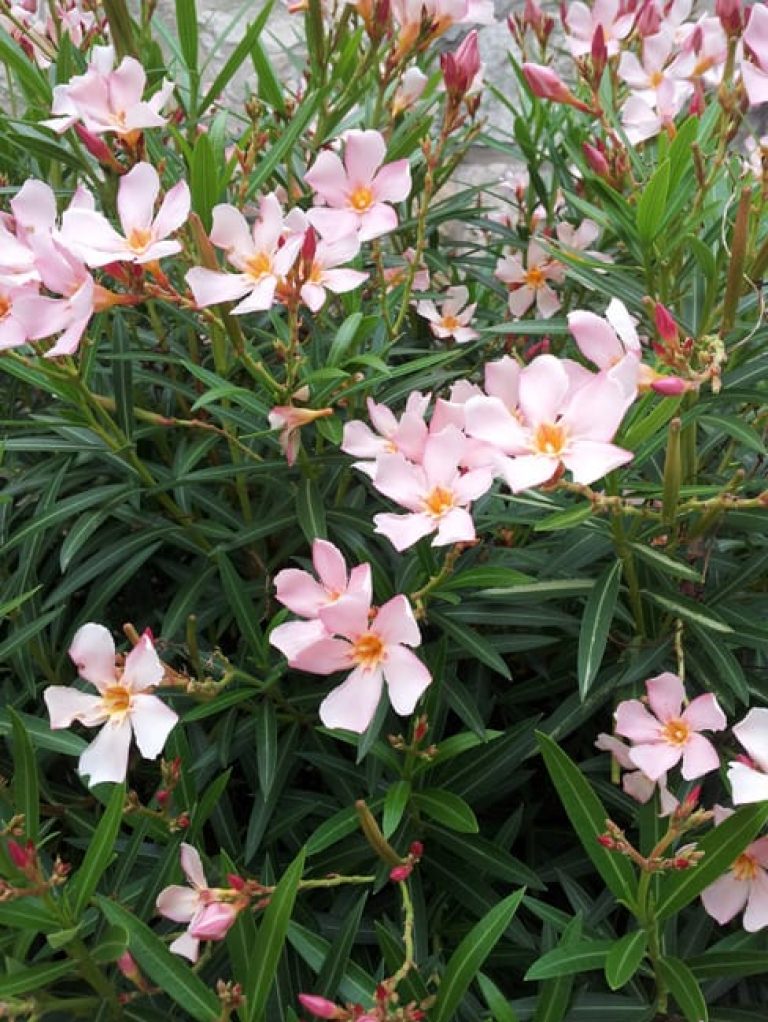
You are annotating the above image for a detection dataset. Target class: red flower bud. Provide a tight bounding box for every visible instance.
[583,141,610,177]
[7,839,34,870]
[409,840,424,858]
[522,63,593,114]
[654,302,678,343]
[636,0,661,35]
[716,0,743,35]
[227,873,247,891]
[389,864,413,883]
[597,834,615,848]
[297,994,341,1018]
[591,24,607,78]
[440,30,481,99]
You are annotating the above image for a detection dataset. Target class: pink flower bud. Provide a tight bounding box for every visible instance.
[409,840,424,858]
[440,30,481,98]
[582,142,610,177]
[522,63,593,113]
[117,952,142,982]
[7,840,34,871]
[654,302,678,343]
[74,123,118,166]
[689,80,706,116]
[716,0,743,35]
[389,864,413,883]
[636,0,662,35]
[523,0,545,31]
[591,24,607,77]
[297,993,341,1018]
[650,375,690,396]
[189,902,238,941]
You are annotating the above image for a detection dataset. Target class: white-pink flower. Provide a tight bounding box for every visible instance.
[614,672,726,782]
[42,45,173,136]
[564,0,635,57]
[186,195,304,314]
[44,623,178,786]
[60,163,190,266]
[300,232,368,311]
[567,298,641,404]
[728,708,768,804]
[342,392,430,475]
[464,354,633,492]
[156,844,239,961]
[371,425,493,550]
[701,806,768,931]
[305,130,411,242]
[742,3,768,105]
[416,285,479,343]
[595,732,678,816]
[495,241,564,319]
[285,592,432,732]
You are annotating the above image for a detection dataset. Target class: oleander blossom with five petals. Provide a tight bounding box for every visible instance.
[43,623,178,786]
[614,671,726,782]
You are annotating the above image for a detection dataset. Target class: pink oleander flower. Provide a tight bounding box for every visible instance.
[273,538,372,619]
[300,231,368,311]
[595,733,678,815]
[342,392,430,475]
[564,0,635,57]
[567,298,641,404]
[304,129,411,242]
[382,247,430,291]
[42,45,173,136]
[0,282,50,351]
[186,194,305,314]
[268,403,333,466]
[614,672,726,782]
[464,353,633,491]
[284,591,432,732]
[60,162,190,266]
[371,425,493,550]
[728,708,768,804]
[618,27,693,105]
[416,285,479,343]
[156,844,239,961]
[44,623,178,786]
[392,67,428,114]
[742,3,768,105]
[495,241,564,319]
[701,806,768,931]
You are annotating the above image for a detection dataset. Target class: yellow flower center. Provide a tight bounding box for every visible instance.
[128,227,153,253]
[0,295,10,320]
[532,422,568,457]
[308,262,324,283]
[349,186,374,212]
[245,251,273,281]
[422,485,455,518]
[524,266,545,289]
[661,718,690,746]
[440,314,461,331]
[102,684,132,717]
[733,853,759,882]
[649,70,664,88]
[352,631,385,669]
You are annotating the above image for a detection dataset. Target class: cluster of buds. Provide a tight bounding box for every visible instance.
[440,31,482,130]
[1,835,70,902]
[155,755,183,812]
[390,841,424,884]
[388,715,438,761]
[508,0,555,52]
[582,137,631,190]
[216,980,244,1018]
[598,793,712,874]
[298,985,431,1020]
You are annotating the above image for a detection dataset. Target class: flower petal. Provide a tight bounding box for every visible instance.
[270,619,328,660]
[78,718,133,786]
[343,129,385,186]
[729,761,768,805]
[743,871,768,932]
[374,511,435,551]
[382,645,431,715]
[156,884,200,923]
[305,151,349,205]
[733,708,768,773]
[615,699,663,742]
[69,622,116,690]
[291,636,353,675]
[628,741,682,781]
[318,595,371,640]
[680,733,721,780]
[645,672,685,722]
[180,842,207,888]
[169,930,200,961]
[123,633,164,691]
[374,594,420,647]
[118,161,159,234]
[153,180,191,238]
[319,665,383,733]
[682,693,727,733]
[312,539,348,593]
[701,873,749,925]
[44,687,105,728]
[130,693,178,759]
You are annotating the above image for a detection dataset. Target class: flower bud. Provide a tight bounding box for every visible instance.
[409,841,424,858]
[522,63,594,113]
[651,375,690,396]
[591,24,608,79]
[441,30,481,99]
[582,141,610,177]
[636,0,662,36]
[297,993,341,1018]
[389,863,413,883]
[74,123,119,167]
[654,302,679,344]
[716,0,743,35]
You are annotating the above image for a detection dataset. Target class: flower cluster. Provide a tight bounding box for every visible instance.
[269,539,432,732]
[599,673,768,932]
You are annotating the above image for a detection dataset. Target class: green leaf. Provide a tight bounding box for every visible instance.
[199,3,274,114]
[438,566,532,590]
[296,477,327,543]
[636,159,670,244]
[246,847,306,1022]
[629,543,702,583]
[90,923,130,963]
[645,591,734,634]
[477,972,519,1022]
[604,931,647,991]
[532,503,593,532]
[190,132,219,231]
[526,939,614,981]
[700,413,766,455]
[9,706,39,841]
[430,610,511,679]
[658,956,707,1022]
[533,915,581,1022]
[577,560,621,699]
[0,708,86,756]
[413,789,479,834]
[316,892,367,999]
[247,90,324,196]
[95,896,220,1021]
[175,0,198,72]
[688,950,768,979]
[382,780,411,839]
[655,804,768,920]
[430,889,525,1022]
[328,312,363,366]
[0,960,75,997]
[536,733,636,909]
[251,37,287,113]
[216,552,265,661]
[255,700,278,800]
[70,783,126,916]
[0,586,42,618]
